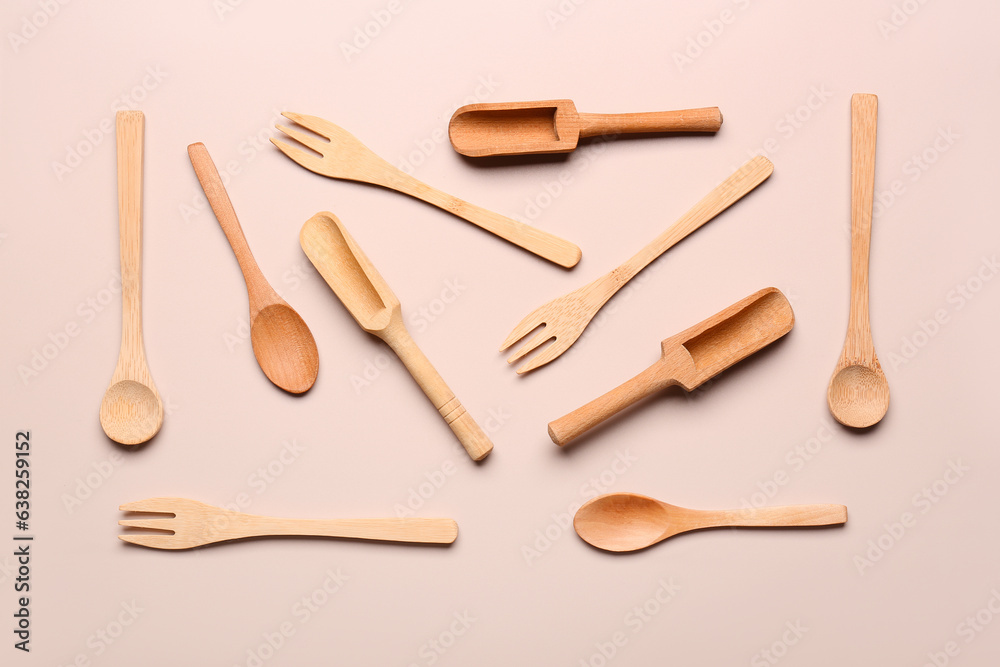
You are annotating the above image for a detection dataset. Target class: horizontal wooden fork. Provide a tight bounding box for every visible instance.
[119,498,458,550]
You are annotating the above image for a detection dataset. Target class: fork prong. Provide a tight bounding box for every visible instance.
[514,337,571,374]
[118,534,186,550]
[270,137,327,174]
[118,498,178,514]
[505,328,555,366]
[273,123,328,155]
[500,313,548,351]
[118,518,174,531]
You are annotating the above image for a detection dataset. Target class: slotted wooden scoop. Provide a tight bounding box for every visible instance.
[449,99,722,157]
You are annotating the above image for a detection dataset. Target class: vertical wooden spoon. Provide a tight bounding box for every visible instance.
[827,94,890,428]
[100,111,164,445]
[188,143,319,394]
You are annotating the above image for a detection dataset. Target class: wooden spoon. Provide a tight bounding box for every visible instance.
[574,493,847,552]
[449,99,722,157]
[188,143,318,394]
[827,94,890,428]
[548,287,793,446]
[299,212,493,461]
[100,111,164,446]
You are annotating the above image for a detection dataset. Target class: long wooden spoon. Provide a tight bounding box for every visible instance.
[100,111,163,445]
[188,143,318,394]
[574,493,847,552]
[548,287,793,446]
[299,212,493,461]
[450,100,722,157]
[827,94,890,428]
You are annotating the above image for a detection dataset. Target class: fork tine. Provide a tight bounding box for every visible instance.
[118,498,178,514]
[270,137,327,173]
[514,337,571,374]
[273,123,328,155]
[500,313,548,351]
[118,534,185,550]
[505,328,555,366]
[281,111,330,136]
[118,518,174,531]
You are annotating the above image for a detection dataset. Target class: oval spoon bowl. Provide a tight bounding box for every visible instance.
[250,304,319,395]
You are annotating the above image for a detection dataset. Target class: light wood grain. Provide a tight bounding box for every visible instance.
[548,287,793,445]
[450,99,722,157]
[300,212,493,461]
[827,94,890,428]
[270,112,581,268]
[99,111,164,446]
[501,156,774,373]
[118,498,457,549]
[574,492,847,552]
[188,142,318,395]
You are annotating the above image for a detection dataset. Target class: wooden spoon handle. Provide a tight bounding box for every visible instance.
[697,504,848,529]
[384,326,493,461]
[846,94,878,355]
[383,172,581,268]
[241,517,458,543]
[578,107,722,137]
[188,143,271,301]
[548,363,677,446]
[115,111,145,361]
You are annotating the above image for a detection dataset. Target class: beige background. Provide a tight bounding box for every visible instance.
[2,0,999,665]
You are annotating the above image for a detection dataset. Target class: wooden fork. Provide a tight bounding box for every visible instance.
[500,156,774,373]
[271,112,582,268]
[118,498,458,550]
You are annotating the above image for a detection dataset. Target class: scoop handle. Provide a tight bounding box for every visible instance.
[578,107,722,138]
[384,324,493,461]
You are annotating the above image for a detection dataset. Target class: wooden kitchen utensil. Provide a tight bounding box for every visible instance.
[299,212,493,461]
[119,498,458,549]
[271,112,581,268]
[501,156,774,373]
[574,492,847,552]
[100,110,164,446]
[188,142,319,394]
[449,99,722,157]
[827,94,890,428]
[548,287,794,446]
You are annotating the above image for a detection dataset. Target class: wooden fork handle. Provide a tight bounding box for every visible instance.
[386,326,493,461]
[578,107,722,138]
[694,505,848,529]
[549,363,677,446]
[243,517,458,543]
[385,173,581,268]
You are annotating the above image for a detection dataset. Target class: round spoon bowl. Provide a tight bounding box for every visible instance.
[100,380,164,445]
[574,493,671,552]
[250,304,319,394]
[827,364,889,428]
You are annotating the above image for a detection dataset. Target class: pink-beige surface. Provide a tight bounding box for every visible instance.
[1,1,998,665]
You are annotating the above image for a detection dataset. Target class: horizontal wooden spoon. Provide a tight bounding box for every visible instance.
[450,99,722,157]
[575,493,847,552]
[299,212,493,461]
[188,143,318,394]
[100,110,164,446]
[548,287,793,445]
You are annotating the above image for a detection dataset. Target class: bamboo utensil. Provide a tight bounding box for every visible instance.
[119,498,457,549]
[449,100,722,157]
[271,112,581,268]
[827,94,890,428]
[188,143,319,394]
[548,287,794,445]
[501,156,774,373]
[299,212,493,461]
[574,493,847,552]
[100,111,164,446]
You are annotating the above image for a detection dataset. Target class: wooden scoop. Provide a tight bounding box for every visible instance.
[299,212,493,461]
[449,99,722,157]
[548,288,793,446]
